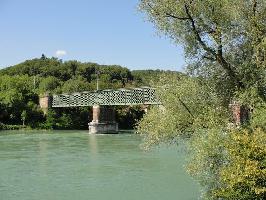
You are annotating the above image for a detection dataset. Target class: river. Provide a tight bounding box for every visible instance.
[0,130,199,200]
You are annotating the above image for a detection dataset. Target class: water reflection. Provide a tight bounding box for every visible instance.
[38,137,48,176]
[88,134,98,156]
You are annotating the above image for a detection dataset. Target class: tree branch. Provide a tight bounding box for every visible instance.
[203,55,216,61]
[165,12,189,20]
[184,4,244,89]
[147,2,245,89]
[253,0,257,17]
[147,3,189,20]
[178,98,195,118]
[216,30,245,88]
[184,4,216,56]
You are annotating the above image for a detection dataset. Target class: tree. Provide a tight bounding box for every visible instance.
[0,55,179,130]
[116,105,145,129]
[0,75,35,124]
[138,0,266,199]
[44,109,57,129]
[139,0,266,103]
[63,60,80,77]
[61,76,92,93]
[38,76,61,94]
[137,74,228,148]
[41,54,46,60]
[187,128,266,200]
[21,110,27,126]
[56,113,73,129]
[137,74,266,199]
[215,128,266,199]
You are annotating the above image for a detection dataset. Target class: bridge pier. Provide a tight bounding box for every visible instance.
[39,94,51,115]
[88,105,118,134]
[229,101,250,126]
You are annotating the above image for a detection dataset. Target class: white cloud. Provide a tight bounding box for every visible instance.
[55,50,67,57]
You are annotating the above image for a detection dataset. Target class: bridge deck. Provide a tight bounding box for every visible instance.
[52,87,160,107]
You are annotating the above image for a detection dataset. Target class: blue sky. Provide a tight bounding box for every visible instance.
[0,0,185,71]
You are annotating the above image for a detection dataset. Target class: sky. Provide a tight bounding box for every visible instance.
[0,0,185,71]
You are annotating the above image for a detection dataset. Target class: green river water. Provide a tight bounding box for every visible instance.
[0,130,199,200]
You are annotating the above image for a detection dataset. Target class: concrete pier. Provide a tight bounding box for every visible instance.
[88,105,118,134]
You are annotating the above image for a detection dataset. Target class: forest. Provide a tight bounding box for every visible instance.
[0,55,179,130]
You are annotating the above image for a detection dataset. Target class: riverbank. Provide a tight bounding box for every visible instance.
[0,123,27,130]
[0,123,136,134]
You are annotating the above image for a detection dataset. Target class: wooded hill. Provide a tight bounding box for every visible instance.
[0,55,181,130]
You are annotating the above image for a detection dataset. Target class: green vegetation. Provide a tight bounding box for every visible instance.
[0,55,179,130]
[1,0,265,198]
[138,0,266,199]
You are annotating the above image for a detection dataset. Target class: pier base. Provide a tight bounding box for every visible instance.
[88,122,118,134]
[88,105,118,134]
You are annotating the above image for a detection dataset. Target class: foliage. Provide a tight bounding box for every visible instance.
[61,76,92,93]
[116,105,145,129]
[188,128,266,200]
[0,123,25,130]
[131,69,181,86]
[187,129,227,199]
[0,56,173,129]
[215,128,266,200]
[138,1,266,199]
[0,74,43,126]
[0,57,62,77]
[137,74,266,198]
[56,113,73,129]
[137,74,228,149]
[38,76,61,94]
[43,109,57,129]
[0,75,34,107]
[139,0,266,103]
[251,103,266,130]
[21,110,27,126]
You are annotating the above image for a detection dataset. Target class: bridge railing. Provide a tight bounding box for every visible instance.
[52,87,160,107]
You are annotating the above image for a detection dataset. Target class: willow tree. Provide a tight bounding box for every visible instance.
[138,1,266,199]
[139,0,266,103]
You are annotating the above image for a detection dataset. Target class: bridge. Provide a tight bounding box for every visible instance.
[40,87,160,133]
[52,87,159,107]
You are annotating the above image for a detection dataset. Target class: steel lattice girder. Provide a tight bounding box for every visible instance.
[52,87,160,107]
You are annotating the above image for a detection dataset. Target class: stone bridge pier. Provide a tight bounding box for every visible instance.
[39,94,51,115]
[88,105,118,134]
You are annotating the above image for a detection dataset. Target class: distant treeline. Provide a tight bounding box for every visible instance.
[0,55,181,130]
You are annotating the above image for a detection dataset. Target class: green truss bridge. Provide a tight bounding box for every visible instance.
[51,87,160,107]
[40,87,160,134]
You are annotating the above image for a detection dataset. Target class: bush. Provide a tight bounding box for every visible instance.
[214,128,266,199]
[188,128,266,199]
[0,123,26,130]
